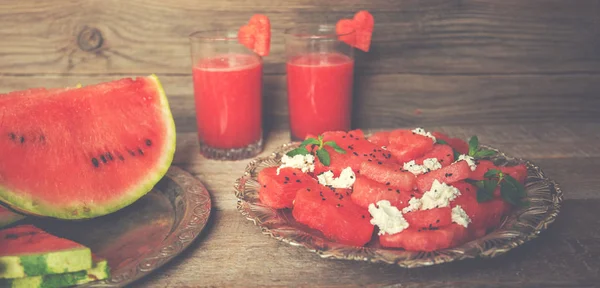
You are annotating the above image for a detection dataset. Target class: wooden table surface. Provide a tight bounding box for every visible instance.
[130,123,600,288]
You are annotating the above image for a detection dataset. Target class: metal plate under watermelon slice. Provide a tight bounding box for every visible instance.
[0,74,176,220]
[21,166,212,287]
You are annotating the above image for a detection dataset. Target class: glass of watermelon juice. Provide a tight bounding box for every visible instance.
[190,30,264,160]
[284,25,355,141]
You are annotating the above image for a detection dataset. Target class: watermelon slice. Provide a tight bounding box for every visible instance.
[416,160,471,192]
[0,75,176,219]
[414,144,455,167]
[0,255,109,288]
[292,186,374,246]
[351,175,412,210]
[238,14,271,56]
[335,10,375,52]
[359,161,416,192]
[367,131,390,147]
[0,225,92,279]
[379,223,469,251]
[403,207,453,229]
[0,206,25,228]
[431,132,469,155]
[387,129,435,163]
[257,167,318,209]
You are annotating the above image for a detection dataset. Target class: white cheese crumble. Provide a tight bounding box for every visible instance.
[402,197,422,214]
[412,127,436,142]
[368,200,409,236]
[317,167,356,189]
[420,180,461,210]
[456,154,478,171]
[451,205,471,228]
[402,158,442,175]
[277,154,315,175]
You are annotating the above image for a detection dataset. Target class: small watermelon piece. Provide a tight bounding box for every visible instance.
[351,175,412,210]
[0,75,176,219]
[451,181,510,236]
[416,160,471,192]
[310,130,396,176]
[238,14,271,56]
[367,131,390,147]
[336,10,375,52]
[257,167,318,209]
[432,132,469,155]
[499,164,528,184]
[359,161,416,192]
[414,144,455,167]
[0,225,92,279]
[387,129,435,163]
[0,206,25,228]
[0,255,110,288]
[469,160,497,181]
[292,186,374,246]
[403,207,453,229]
[379,223,469,251]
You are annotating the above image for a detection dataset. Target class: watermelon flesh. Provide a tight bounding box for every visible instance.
[0,255,109,288]
[292,186,374,246]
[257,167,318,209]
[0,225,92,279]
[416,160,471,192]
[0,206,25,228]
[0,75,176,219]
[351,175,412,210]
[359,161,416,192]
[379,223,469,251]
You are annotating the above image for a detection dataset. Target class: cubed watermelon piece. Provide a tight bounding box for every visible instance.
[387,129,435,163]
[257,167,318,209]
[359,161,416,192]
[469,160,497,181]
[292,186,374,246]
[416,160,471,192]
[414,144,455,167]
[310,130,396,176]
[432,132,469,155]
[367,131,391,147]
[451,181,510,237]
[379,223,469,251]
[403,207,453,230]
[499,164,528,184]
[351,175,413,210]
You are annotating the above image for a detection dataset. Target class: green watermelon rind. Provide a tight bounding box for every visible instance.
[0,74,177,219]
[0,247,92,279]
[0,257,109,288]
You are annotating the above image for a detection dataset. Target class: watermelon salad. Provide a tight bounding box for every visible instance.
[257,128,528,251]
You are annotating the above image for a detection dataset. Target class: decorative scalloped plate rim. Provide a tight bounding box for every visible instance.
[234,140,563,268]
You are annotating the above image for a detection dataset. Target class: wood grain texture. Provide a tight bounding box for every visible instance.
[0,0,599,75]
[1,75,599,131]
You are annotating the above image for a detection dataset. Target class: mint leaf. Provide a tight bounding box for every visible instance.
[453,150,460,161]
[474,149,497,158]
[316,148,331,166]
[324,141,346,154]
[483,179,498,192]
[504,175,526,197]
[436,139,449,145]
[484,169,502,179]
[477,187,494,202]
[286,147,309,157]
[500,181,519,205]
[300,138,320,147]
[468,136,479,156]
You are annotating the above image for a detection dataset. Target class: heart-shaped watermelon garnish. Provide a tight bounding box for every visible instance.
[335,10,374,52]
[238,14,271,57]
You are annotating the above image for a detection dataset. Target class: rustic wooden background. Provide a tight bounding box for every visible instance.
[1,0,599,131]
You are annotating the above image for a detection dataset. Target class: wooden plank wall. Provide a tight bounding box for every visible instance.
[1,0,599,133]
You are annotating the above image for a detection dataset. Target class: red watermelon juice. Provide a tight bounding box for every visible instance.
[286,52,354,140]
[192,54,263,156]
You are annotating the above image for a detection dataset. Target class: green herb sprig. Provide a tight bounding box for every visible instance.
[468,169,528,206]
[286,135,346,166]
[467,136,497,159]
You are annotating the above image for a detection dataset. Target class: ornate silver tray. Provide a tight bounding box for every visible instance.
[28,166,212,286]
[234,142,563,268]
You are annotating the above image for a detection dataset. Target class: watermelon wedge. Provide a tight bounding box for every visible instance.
[0,75,176,219]
[0,255,109,288]
[0,206,25,228]
[336,10,375,52]
[238,14,271,56]
[0,225,92,279]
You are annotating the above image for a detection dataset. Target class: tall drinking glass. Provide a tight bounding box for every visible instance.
[284,25,355,141]
[190,30,263,160]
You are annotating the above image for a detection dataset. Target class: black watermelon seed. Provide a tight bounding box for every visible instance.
[386,182,390,186]
[296,179,301,183]
[91,158,100,168]
[263,185,266,188]
[20,136,25,144]
[106,152,113,161]
[353,152,359,156]
[8,133,16,141]
[128,150,136,156]
[145,139,152,146]
[39,135,45,143]
[378,161,382,165]
[436,219,440,223]
[138,148,144,155]
[116,152,125,161]
[100,155,107,163]
[307,188,311,191]
[362,215,365,219]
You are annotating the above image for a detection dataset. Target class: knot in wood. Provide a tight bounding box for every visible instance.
[77,27,104,52]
